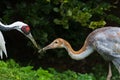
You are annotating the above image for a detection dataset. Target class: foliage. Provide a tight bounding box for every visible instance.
[0,60,37,80]
[0,60,95,80]
[0,60,119,80]
[37,68,53,80]
[49,68,95,80]
[52,0,111,29]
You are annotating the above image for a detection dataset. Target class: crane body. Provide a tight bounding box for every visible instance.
[0,31,7,59]
[41,27,120,80]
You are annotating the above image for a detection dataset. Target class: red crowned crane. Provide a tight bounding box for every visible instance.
[0,21,39,59]
[40,27,120,80]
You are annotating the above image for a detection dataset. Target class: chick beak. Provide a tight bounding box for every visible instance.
[43,44,52,51]
[38,44,52,53]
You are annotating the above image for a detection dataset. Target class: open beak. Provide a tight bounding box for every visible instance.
[26,33,40,49]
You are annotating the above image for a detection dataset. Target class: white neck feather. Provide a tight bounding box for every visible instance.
[67,46,94,60]
[0,22,10,28]
[0,21,26,28]
[0,22,16,28]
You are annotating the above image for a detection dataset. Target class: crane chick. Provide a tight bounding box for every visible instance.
[40,27,120,80]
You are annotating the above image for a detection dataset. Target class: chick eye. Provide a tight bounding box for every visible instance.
[55,41,58,44]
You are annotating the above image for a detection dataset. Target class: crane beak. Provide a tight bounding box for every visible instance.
[26,33,40,49]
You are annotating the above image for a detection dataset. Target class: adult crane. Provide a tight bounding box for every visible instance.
[0,21,39,59]
[40,27,120,80]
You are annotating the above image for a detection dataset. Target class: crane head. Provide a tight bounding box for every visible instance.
[41,38,64,51]
[13,21,30,34]
[14,21,40,49]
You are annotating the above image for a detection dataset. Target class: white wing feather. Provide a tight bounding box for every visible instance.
[0,31,7,59]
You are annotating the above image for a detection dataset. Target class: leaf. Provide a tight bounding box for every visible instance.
[89,20,106,29]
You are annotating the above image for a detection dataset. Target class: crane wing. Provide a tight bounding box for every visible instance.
[88,27,120,73]
[92,32,120,60]
[0,31,7,59]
